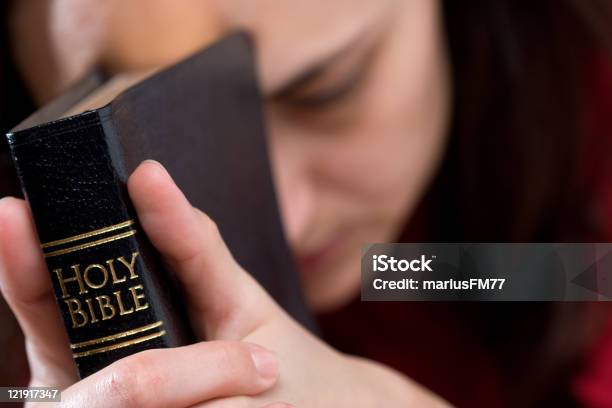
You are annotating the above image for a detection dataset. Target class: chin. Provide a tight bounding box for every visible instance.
[302,256,362,313]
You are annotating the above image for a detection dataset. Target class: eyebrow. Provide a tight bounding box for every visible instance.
[270,25,381,100]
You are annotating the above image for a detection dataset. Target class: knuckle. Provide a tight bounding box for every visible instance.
[107,351,162,407]
[196,209,221,240]
[106,362,138,407]
[213,341,256,387]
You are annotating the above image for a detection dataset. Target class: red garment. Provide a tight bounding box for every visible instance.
[318,302,505,406]
[573,54,612,408]
[575,311,612,408]
[318,57,612,407]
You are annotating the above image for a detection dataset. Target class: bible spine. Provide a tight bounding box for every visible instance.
[6,110,192,378]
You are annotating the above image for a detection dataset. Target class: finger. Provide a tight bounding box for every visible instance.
[127,160,277,339]
[0,197,77,387]
[59,340,278,408]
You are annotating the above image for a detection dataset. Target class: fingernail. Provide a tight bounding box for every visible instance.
[248,344,278,380]
[142,159,168,174]
[0,196,15,207]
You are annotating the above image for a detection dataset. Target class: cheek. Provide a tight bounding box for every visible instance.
[311,5,451,229]
[310,122,438,232]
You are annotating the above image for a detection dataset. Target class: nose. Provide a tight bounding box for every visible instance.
[268,128,315,249]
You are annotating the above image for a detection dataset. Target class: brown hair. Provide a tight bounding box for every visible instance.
[409,1,612,405]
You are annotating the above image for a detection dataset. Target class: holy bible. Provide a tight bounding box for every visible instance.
[6,32,314,378]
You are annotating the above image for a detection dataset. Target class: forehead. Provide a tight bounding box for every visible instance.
[211,0,394,91]
[11,0,394,101]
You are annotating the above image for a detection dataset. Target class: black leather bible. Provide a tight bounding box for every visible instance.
[6,32,314,378]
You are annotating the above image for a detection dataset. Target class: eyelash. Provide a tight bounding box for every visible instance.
[276,61,369,112]
[286,72,364,109]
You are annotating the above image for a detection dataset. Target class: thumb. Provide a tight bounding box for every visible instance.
[127,160,278,340]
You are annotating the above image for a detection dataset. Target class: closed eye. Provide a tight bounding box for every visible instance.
[274,62,367,109]
[270,30,381,110]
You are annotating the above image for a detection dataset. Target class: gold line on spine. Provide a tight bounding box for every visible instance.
[43,230,137,258]
[70,321,164,350]
[72,330,166,358]
[41,219,135,249]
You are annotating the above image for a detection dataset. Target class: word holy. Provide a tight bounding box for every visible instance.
[52,252,149,328]
[372,254,434,272]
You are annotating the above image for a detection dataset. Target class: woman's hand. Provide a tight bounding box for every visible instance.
[0,160,449,407]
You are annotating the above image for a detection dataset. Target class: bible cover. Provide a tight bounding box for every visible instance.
[6,32,314,378]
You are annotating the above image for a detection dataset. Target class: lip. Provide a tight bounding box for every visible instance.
[296,232,346,275]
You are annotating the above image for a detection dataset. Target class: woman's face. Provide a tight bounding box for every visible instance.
[11,0,451,311]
